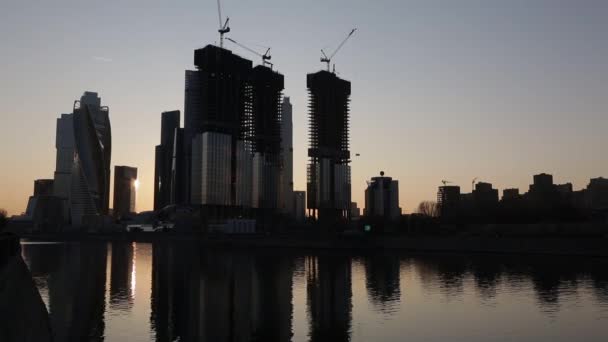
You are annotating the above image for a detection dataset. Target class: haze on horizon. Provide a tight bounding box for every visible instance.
[1,0,607,216]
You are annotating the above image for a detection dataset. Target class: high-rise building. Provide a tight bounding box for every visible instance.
[280,97,294,216]
[70,92,111,225]
[52,92,111,226]
[180,45,253,215]
[306,70,351,223]
[113,166,138,219]
[502,188,520,201]
[437,185,461,218]
[53,113,75,220]
[364,172,401,221]
[154,110,180,210]
[250,65,284,211]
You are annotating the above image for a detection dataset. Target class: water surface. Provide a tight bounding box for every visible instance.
[21,241,608,341]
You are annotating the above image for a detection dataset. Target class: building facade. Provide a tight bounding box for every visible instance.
[70,92,111,226]
[306,71,352,223]
[154,110,180,210]
[280,97,294,216]
[364,172,401,221]
[113,166,138,219]
[178,45,253,215]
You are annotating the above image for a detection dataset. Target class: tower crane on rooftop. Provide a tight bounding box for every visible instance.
[441,180,452,186]
[216,0,230,48]
[226,37,273,69]
[320,28,357,73]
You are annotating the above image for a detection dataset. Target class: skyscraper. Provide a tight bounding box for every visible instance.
[70,92,111,225]
[250,65,284,211]
[53,113,75,220]
[306,70,352,223]
[154,110,180,210]
[280,97,294,216]
[113,166,138,219]
[182,45,253,216]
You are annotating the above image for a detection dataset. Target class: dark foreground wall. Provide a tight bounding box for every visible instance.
[0,234,52,342]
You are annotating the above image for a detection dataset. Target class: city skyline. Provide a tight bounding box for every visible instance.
[2,1,608,216]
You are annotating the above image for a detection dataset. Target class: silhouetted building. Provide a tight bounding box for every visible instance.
[364,172,401,221]
[437,185,461,218]
[182,45,253,217]
[280,97,294,216]
[350,202,360,221]
[502,188,520,201]
[587,177,608,210]
[113,166,138,219]
[52,92,111,226]
[53,113,75,221]
[306,70,351,224]
[34,179,54,196]
[250,65,284,212]
[154,110,180,211]
[472,182,499,216]
[294,191,306,223]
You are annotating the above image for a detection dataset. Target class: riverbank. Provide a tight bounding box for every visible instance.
[18,232,608,257]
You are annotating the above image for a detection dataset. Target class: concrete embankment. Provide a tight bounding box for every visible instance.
[21,231,608,257]
[0,233,52,342]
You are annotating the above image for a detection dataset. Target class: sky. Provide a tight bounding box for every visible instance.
[1,0,608,216]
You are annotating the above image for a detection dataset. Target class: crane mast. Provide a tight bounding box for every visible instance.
[217,0,230,48]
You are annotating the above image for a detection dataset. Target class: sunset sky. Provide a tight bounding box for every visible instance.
[1,0,607,215]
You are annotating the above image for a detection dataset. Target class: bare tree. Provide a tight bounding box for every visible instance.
[0,208,7,231]
[417,201,439,217]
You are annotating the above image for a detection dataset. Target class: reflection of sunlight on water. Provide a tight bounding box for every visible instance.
[131,242,137,297]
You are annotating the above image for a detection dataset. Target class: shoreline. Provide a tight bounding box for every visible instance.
[17,232,608,258]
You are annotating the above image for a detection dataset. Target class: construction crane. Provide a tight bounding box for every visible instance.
[226,37,273,68]
[441,180,452,186]
[216,0,230,48]
[320,28,357,72]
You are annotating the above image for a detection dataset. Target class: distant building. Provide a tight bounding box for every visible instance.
[70,92,111,226]
[364,172,401,221]
[472,182,498,210]
[306,70,351,223]
[294,191,306,223]
[113,166,138,219]
[51,92,111,226]
[586,177,608,210]
[250,65,284,212]
[34,179,54,197]
[350,202,360,221]
[437,185,461,218]
[154,110,180,211]
[181,45,253,212]
[279,97,294,217]
[502,188,520,201]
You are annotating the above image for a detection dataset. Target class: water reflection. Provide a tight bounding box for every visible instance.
[306,255,352,342]
[20,242,608,342]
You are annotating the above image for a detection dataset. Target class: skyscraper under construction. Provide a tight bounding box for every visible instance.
[307,70,352,223]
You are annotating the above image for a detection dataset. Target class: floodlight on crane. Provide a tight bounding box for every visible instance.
[226,37,273,69]
[217,0,231,48]
[320,28,357,72]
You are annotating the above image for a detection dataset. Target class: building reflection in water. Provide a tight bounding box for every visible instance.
[20,242,608,342]
[21,242,108,341]
[109,241,134,310]
[306,254,353,342]
[150,241,295,342]
[363,253,401,312]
